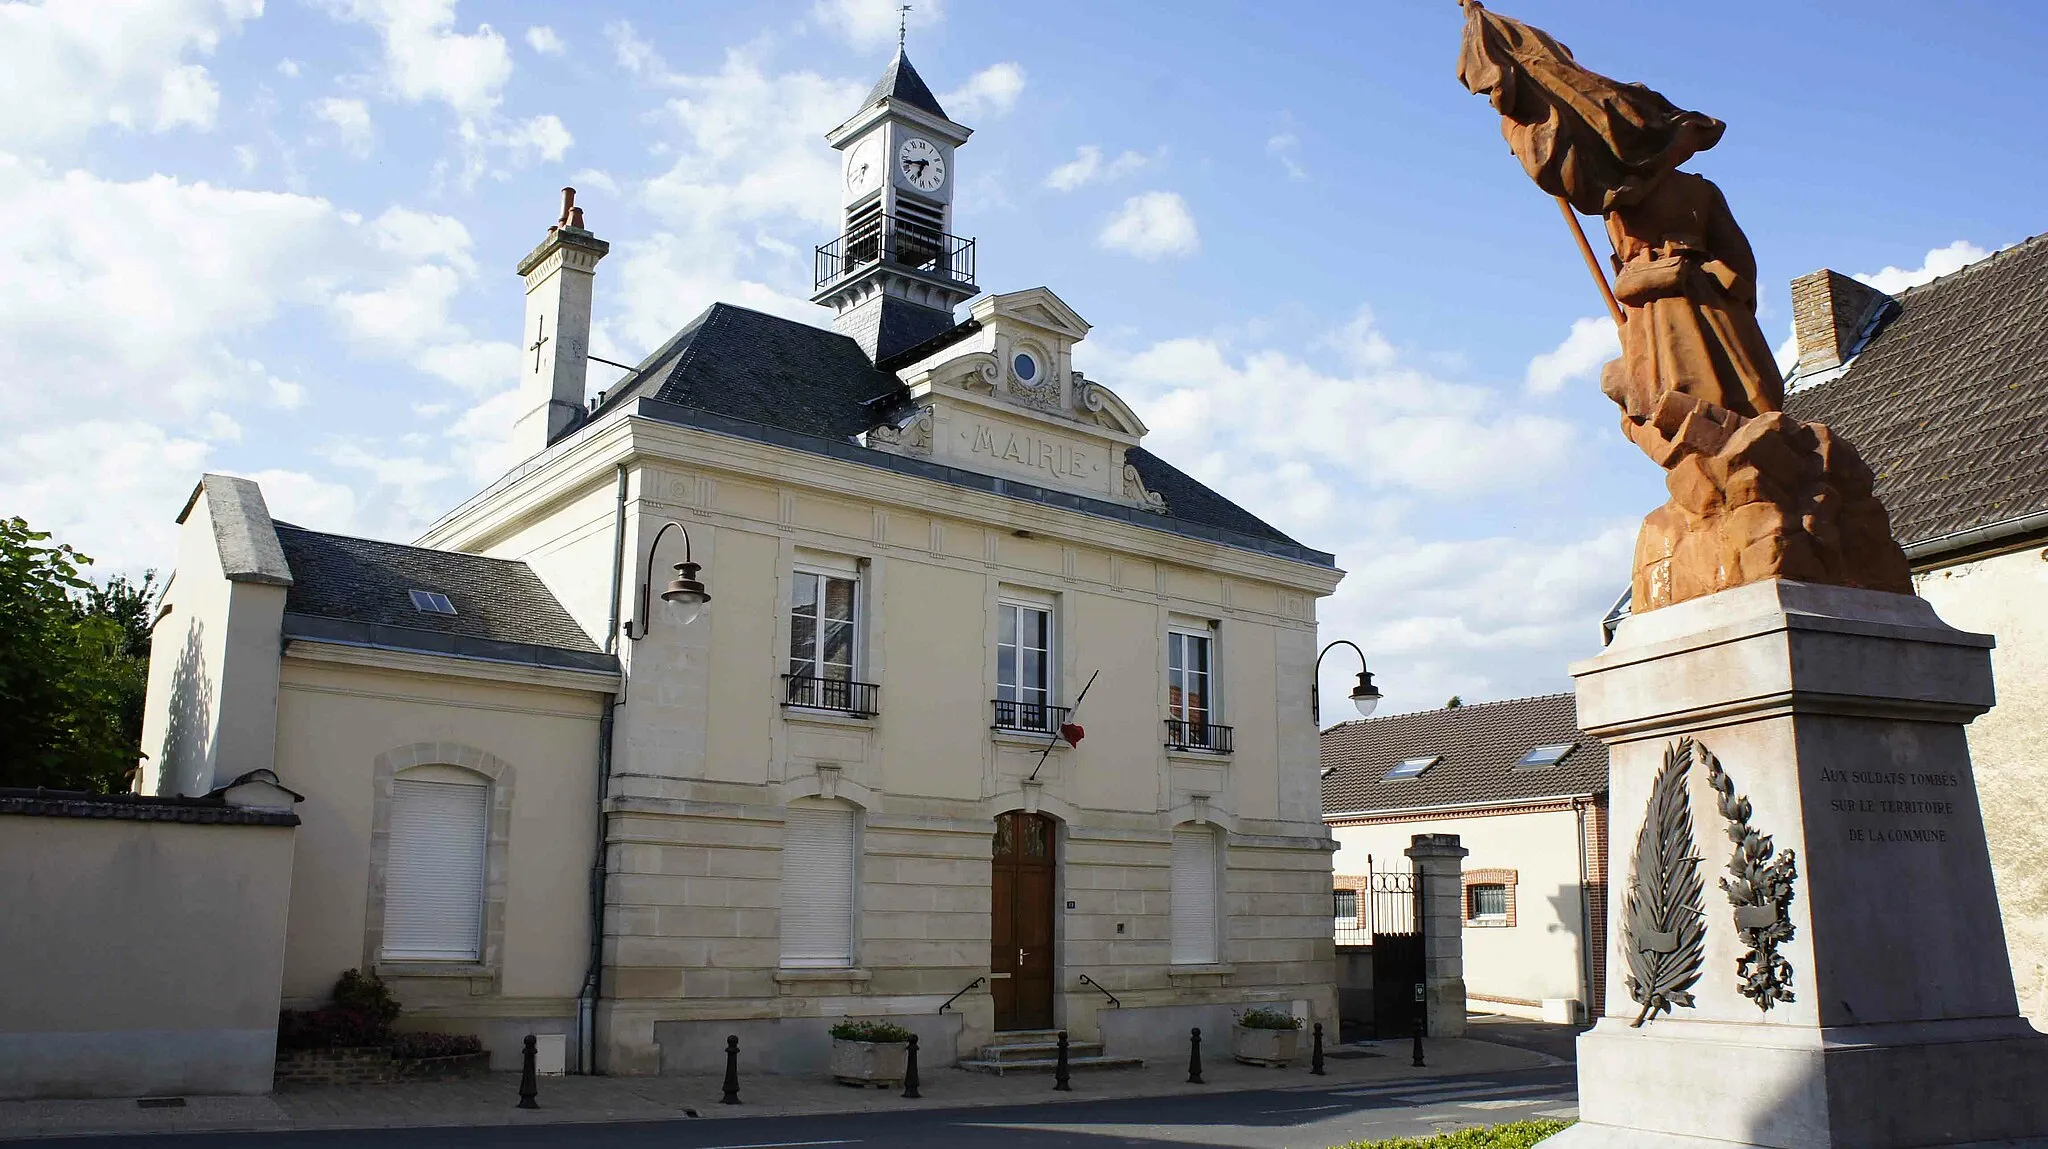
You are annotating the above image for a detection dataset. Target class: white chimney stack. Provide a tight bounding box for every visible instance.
[513,187,609,456]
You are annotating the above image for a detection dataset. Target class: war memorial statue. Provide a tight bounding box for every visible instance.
[1453,4,2048,1146]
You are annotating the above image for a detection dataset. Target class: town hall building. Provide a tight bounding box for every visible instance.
[138,48,1345,1077]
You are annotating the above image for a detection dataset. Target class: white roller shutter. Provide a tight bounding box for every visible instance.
[384,776,489,960]
[780,801,856,968]
[1170,826,1221,965]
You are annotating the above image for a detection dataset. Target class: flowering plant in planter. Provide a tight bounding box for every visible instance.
[828,1018,915,1087]
[1231,1007,1303,1066]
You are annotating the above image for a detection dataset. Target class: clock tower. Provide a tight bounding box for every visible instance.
[813,48,978,364]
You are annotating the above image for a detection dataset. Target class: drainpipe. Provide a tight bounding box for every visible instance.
[1573,797,1594,1023]
[577,463,629,1074]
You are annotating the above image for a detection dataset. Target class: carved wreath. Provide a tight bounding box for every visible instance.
[1705,746,1798,1012]
[1623,737,1708,1027]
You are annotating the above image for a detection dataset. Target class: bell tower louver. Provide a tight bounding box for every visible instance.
[812,48,978,364]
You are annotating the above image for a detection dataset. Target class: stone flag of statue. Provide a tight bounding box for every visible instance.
[1456,1,1912,610]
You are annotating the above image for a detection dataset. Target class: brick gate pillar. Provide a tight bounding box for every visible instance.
[1406,833,1469,1038]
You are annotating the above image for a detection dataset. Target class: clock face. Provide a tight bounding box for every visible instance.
[845,137,880,196]
[898,137,946,193]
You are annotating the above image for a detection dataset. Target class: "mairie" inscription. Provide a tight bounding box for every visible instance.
[970,423,1092,480]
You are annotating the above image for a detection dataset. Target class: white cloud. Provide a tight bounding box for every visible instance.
[605,19,666,79]
[941,62,1025,119]
[1526,315,1620,396]
[1854,239,1993,295]
[0,0,260,151]
[569,168,619,195]
[1045,145,1154,192]
[1267,132,1307,180]
[311,96,375,157]
[1098,191,1200,260]
[327,0,512,122]
[810,0,944,50]
[524,25,564,56]
[233,144,260,173]
[496,114,573,164]
[278,58,303,78]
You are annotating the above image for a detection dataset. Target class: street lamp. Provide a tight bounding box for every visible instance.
[1314,640,1382,725]
[627,521,710,639]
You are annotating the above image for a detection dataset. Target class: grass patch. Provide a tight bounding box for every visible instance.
[1328,1119,1573,1149]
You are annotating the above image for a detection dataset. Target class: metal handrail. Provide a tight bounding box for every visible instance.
[783,674,881,717]
[816,213,976,291]
[1077,973,1120,1009]
[992,699,1070,734]
[939,976,986,1015]
[1164,718,1234,753]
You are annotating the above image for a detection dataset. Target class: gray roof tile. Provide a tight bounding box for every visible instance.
[1785,233,2048,548]
[1321,693,1608,816]
[274,525,600,656]
[866,50,948,120]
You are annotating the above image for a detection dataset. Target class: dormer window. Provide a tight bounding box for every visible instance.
[408,589,456,615]
[1515,742,1577,770]
[1013,351,1039,382]
[1383,756,1438,781]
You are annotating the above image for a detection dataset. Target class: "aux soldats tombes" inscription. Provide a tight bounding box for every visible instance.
[1820,768,1962,845]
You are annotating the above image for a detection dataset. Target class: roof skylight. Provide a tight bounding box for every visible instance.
[1515,742,1577,770]
[408,589,456,615]
[1383,756,1439,781]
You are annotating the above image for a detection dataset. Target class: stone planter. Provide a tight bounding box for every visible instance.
[1231,1024,1300,1067]
[829,1038,909,1087]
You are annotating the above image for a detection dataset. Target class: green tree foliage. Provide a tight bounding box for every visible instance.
[1329,1120,1572,1148]
[0,516,158,793]
[1445,695,1464,708]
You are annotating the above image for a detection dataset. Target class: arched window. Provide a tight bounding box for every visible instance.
[1170,824,1223,966]
[383,766,490,961]
[780,798,858,968]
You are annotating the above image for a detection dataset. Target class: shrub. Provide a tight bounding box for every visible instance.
[389,1031,485,1059]
[331,969,402,1029]
[1328,1119,1573,1148]
[277,1007,389,1050]
[829,1019,914,1043]
[1235,1007,1303,1031]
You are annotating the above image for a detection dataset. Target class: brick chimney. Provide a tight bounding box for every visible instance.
[1789,269,1892,377]
[513,188,610,457]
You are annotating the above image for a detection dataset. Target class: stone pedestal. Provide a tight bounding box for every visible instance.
[1408,833,1469,1039]
[1554,580,2048,1148]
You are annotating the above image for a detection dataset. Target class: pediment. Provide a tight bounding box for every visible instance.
[974,288,1090,341]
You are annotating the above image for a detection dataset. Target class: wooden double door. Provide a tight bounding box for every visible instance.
[991,812,1057,1031]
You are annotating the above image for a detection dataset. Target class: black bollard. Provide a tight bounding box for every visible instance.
[1310,1022,1326,1076]
[1186,1027,1203,1084]
[1052,1030,1072,1091]
[1411,983,1427,1068]
[721,1034,742,1104]
[517,1035,538,1109]
[902,1033,921,1099]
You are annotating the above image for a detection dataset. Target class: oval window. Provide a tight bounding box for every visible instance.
[1013,352,1038,382]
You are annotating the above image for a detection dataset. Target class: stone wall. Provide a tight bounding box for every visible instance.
[272,1048,489,1087]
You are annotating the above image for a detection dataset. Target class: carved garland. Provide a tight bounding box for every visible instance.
[1706,747,1798,1012]
[1623,737,1708,1027]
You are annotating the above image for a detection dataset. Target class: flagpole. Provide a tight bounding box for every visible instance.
[1027,670,1098,783]
[1557,197,1626,330]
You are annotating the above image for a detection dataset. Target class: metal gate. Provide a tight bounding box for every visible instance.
[1367,862,1424,1039]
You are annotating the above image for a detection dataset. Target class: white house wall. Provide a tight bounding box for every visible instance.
[1915,546,2048,1023]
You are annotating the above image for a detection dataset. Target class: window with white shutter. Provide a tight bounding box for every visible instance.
[383,773,490,961]
[1170,825,1222,965]
[780,800,857,968]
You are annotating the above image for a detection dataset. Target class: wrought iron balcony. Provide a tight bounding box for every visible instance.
[815,213,976,291]
[1164,718,1233,754]
[783,675,880,718]
[991,698,1070,735]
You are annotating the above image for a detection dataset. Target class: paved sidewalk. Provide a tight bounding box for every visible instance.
[0,1036,1560,1141]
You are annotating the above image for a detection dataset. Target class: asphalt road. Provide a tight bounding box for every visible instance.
[45,1065,1577,1149]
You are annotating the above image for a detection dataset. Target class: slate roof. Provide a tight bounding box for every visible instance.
[1320,694,1608,817]
[1784,232,2048,550]
[0,788,299,827]
[865,49,948,120]
[273,524,607,666]
[586,302,1319,560]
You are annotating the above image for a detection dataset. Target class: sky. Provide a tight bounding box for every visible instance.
[3,0,2044,722]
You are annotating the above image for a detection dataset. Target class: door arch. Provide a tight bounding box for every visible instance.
[991,811,1058,1031]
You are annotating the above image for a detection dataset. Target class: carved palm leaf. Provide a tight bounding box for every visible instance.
[1623,738,1708,1027]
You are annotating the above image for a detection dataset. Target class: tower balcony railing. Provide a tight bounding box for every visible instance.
[815,214,976,292]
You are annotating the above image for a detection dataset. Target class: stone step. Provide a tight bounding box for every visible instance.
[957,1054,1145,1076]
[974,1040,1105,1062]
[981,1029,1065,1046]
